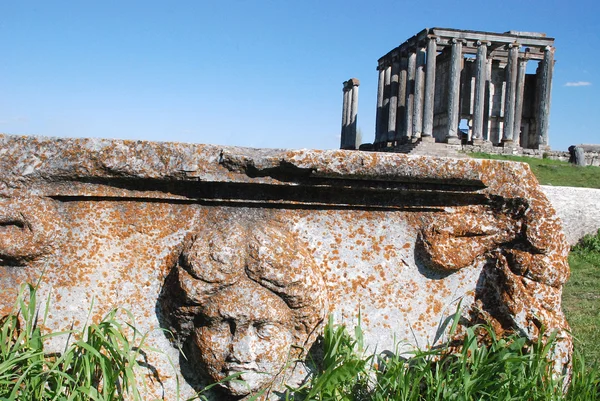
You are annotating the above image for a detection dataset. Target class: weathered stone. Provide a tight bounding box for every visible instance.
[568,145,586,166]
[472,41,488,142]
[541,185,600,246]
[446,39,462,144]
[340,79,360,150]
[0,134,572,399]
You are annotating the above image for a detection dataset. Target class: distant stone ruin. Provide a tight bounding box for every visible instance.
[0,134,572,399]
[341,28,556,152]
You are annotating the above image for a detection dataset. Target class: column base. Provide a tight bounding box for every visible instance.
[472,138,485,145]
[502,140,515,148]
[445,136,461,145]
[534,144,551,151]
[421,136,435,143]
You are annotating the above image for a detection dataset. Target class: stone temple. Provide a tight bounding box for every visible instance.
[340,28,555,151]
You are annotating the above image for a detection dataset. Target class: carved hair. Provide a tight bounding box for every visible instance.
[164,213,327,353]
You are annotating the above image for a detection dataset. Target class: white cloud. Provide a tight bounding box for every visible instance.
[565,81,592,87]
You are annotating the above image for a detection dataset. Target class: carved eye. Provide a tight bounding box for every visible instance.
[254,322,279,340]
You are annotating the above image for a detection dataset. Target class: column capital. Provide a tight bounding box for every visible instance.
[475,40,491,47]
[505,42,520,50]
[343,78,360,90]
[450,38,466,44]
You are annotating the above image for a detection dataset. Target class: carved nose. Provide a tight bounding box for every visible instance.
[228,327,256,363]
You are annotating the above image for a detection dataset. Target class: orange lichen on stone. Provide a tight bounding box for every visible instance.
[0,133,573,398]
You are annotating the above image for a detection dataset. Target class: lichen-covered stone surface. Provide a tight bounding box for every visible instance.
[0,134,572,399]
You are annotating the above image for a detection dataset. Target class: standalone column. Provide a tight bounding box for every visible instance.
[404,50,417,140]
[375,65,385,145]
[350,79,359,148]
[422,36,437,142]
[388,59,400,141]
[412,46,426,140]
[340,81,350,148]
[340,78,360,150]
[513,58,527,146]
[445,39,462,144]
[502,44,519,145]
[472,41,488,144]
[396,57,408,142]
[536,46,554,149]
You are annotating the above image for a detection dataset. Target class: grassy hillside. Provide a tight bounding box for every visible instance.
[469,152,600,188]
[563,230,600,367]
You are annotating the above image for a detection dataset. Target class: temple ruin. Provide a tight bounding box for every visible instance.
[341,28,555,151]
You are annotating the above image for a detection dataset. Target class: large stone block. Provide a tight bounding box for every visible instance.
[0,134,571,399]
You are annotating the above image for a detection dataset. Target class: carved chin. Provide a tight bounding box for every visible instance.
[220,371,273,396]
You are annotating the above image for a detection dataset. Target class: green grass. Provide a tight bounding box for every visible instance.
[288,317,600,400]
[0,284,258,401]
[468,152,600,188]
[0,283,152,401]
[563,230,600,368]
[3,278,600,400]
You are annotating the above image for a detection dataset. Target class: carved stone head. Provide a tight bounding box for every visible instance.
[160,214,327,397]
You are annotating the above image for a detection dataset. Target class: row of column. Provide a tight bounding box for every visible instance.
[375,36,438,145]
[340,78,360,150]
[472,42,554,148]
[376,40,554,148]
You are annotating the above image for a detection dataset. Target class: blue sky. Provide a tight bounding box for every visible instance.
[1,0,598,151]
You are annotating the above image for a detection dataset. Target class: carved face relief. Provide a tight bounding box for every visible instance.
[160,214,328,397]
[193,280,293,396]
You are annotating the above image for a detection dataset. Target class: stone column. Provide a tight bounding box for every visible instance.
[340,78,360,150]
[513,58,527,146]
[388,59,400,141]
[412,46,426,140]
[484,58,493,142]
[422,36,437,142]
[445,39,463,144]
[404,50,417,140]
[350,79,359,148]
[536,46,555,149]
[396,57,408,142]
[472,41,488,144]
[375,65,385,145]
[344,83,352,139]
[382,64,392,145]
[502,43,519,145]
[340,81,350,148]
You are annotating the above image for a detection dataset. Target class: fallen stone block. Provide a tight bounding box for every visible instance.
[0,134,572,399]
